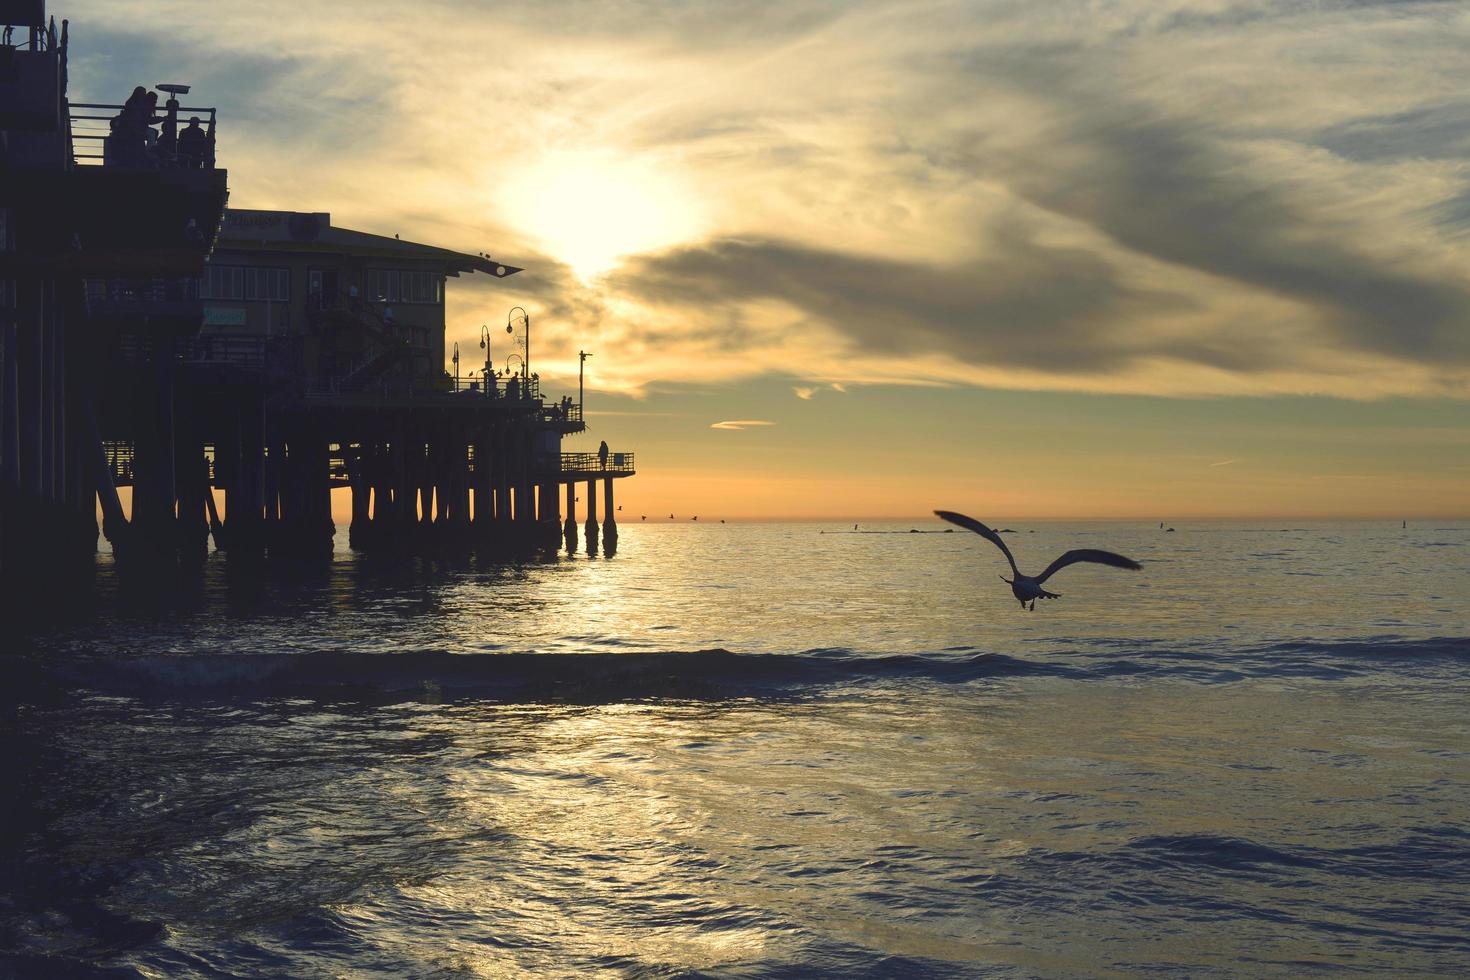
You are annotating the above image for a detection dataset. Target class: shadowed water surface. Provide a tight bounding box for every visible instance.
[3,522,1468,977]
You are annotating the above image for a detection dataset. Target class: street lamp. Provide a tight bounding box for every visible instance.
[479,324,492,380]
[505,306,530,379]
[451,342,460,385]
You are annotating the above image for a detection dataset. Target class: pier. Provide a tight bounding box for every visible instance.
[1,4,635,612]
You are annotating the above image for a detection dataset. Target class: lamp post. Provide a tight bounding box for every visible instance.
[451,342,459,385]
[478,324,492,393]
[505,307,530,379]
[579,350,593,416]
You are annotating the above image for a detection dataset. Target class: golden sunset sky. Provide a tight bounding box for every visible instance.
[72,0,1470,518]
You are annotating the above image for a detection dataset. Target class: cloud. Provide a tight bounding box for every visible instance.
[1209,459,1241,467]
[63,0,1470,400]
[794,382,851,399]
[710,420,776,430]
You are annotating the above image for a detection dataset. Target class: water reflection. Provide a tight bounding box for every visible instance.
[8,673,1466,976]
[36,521,1470,660]
[5,522,1467,975]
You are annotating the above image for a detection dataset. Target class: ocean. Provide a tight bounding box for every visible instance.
[3,521,1467,977]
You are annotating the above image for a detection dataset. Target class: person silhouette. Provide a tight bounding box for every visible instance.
[598,440,609,469]
[177,116,207,168]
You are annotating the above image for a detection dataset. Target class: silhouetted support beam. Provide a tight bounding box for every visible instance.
[266,438,286,530]
[204,460,224,548]
[174,405,209,562]
[0,307,14,580]
[494,424,512,534]
[63,319,95,556]
[2,314,16,475]
[452,436,471,533]
[584,477,598,555]
[87,405,129,552]
[419,438,435,528]
[394,431,415,535]
[306,433,334,553]
[471,437,492,534]
[538,481,558,546]
[225,403,265,553]
[366,443,391,537]
[2,309,18,487]
[603,477,617,552]
[16,283,40,497]
[516,435,536,535]
[564,481,577,553]
[41,286,57,503]
[130,351,177,555]
[347,446,370,548]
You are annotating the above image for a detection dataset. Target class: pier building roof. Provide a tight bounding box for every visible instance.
[217,210,521,280]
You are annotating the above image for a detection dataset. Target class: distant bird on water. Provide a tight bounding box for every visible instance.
[935,510,1142,611]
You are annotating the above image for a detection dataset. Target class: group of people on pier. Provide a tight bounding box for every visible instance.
[105,85,209,169]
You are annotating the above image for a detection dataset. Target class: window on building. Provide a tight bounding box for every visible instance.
[201,265,242,300]
[201,265,289,301]
[244,267,290,301]
[366,269,441,304]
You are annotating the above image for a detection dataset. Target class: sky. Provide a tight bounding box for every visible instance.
[67,0,1470,519]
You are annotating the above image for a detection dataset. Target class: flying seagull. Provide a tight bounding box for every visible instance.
[935,510,1142,610]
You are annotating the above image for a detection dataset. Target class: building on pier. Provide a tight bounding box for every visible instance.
[90,206,637,559]
[200,209,522,384]
[2,4,636,605]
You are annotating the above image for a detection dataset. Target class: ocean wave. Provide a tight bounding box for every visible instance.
[5,635,1464,705]
[9,648,1076,705]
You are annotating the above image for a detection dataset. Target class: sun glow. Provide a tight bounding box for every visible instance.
[499,149,704,278]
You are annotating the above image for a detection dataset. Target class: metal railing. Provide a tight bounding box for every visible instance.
[68,101,217,169]
[114,332,300,372]
[2,17,64,53]
[86,277,201,304]
[447,374,544,402]
[557,451,635,475]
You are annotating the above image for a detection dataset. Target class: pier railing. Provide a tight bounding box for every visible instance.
[114,332,301,374]
[85,277,201,316]
[69,101,218,169]
[556,451,635,476]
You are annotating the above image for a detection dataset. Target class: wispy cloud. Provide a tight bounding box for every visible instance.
[795,382,850,399]
[710,420,776,430]
[1209,459,1241,467]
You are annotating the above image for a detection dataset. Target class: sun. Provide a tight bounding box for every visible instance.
[499,149,704,279]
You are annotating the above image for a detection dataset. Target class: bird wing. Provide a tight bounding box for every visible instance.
[1035,549,1142,584]
[934,510,1020,576]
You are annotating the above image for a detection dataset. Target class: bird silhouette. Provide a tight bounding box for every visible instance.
[669,513,675,519]
[935,510,1141,611]
[641,515,647,521]
[692,516,698,521]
